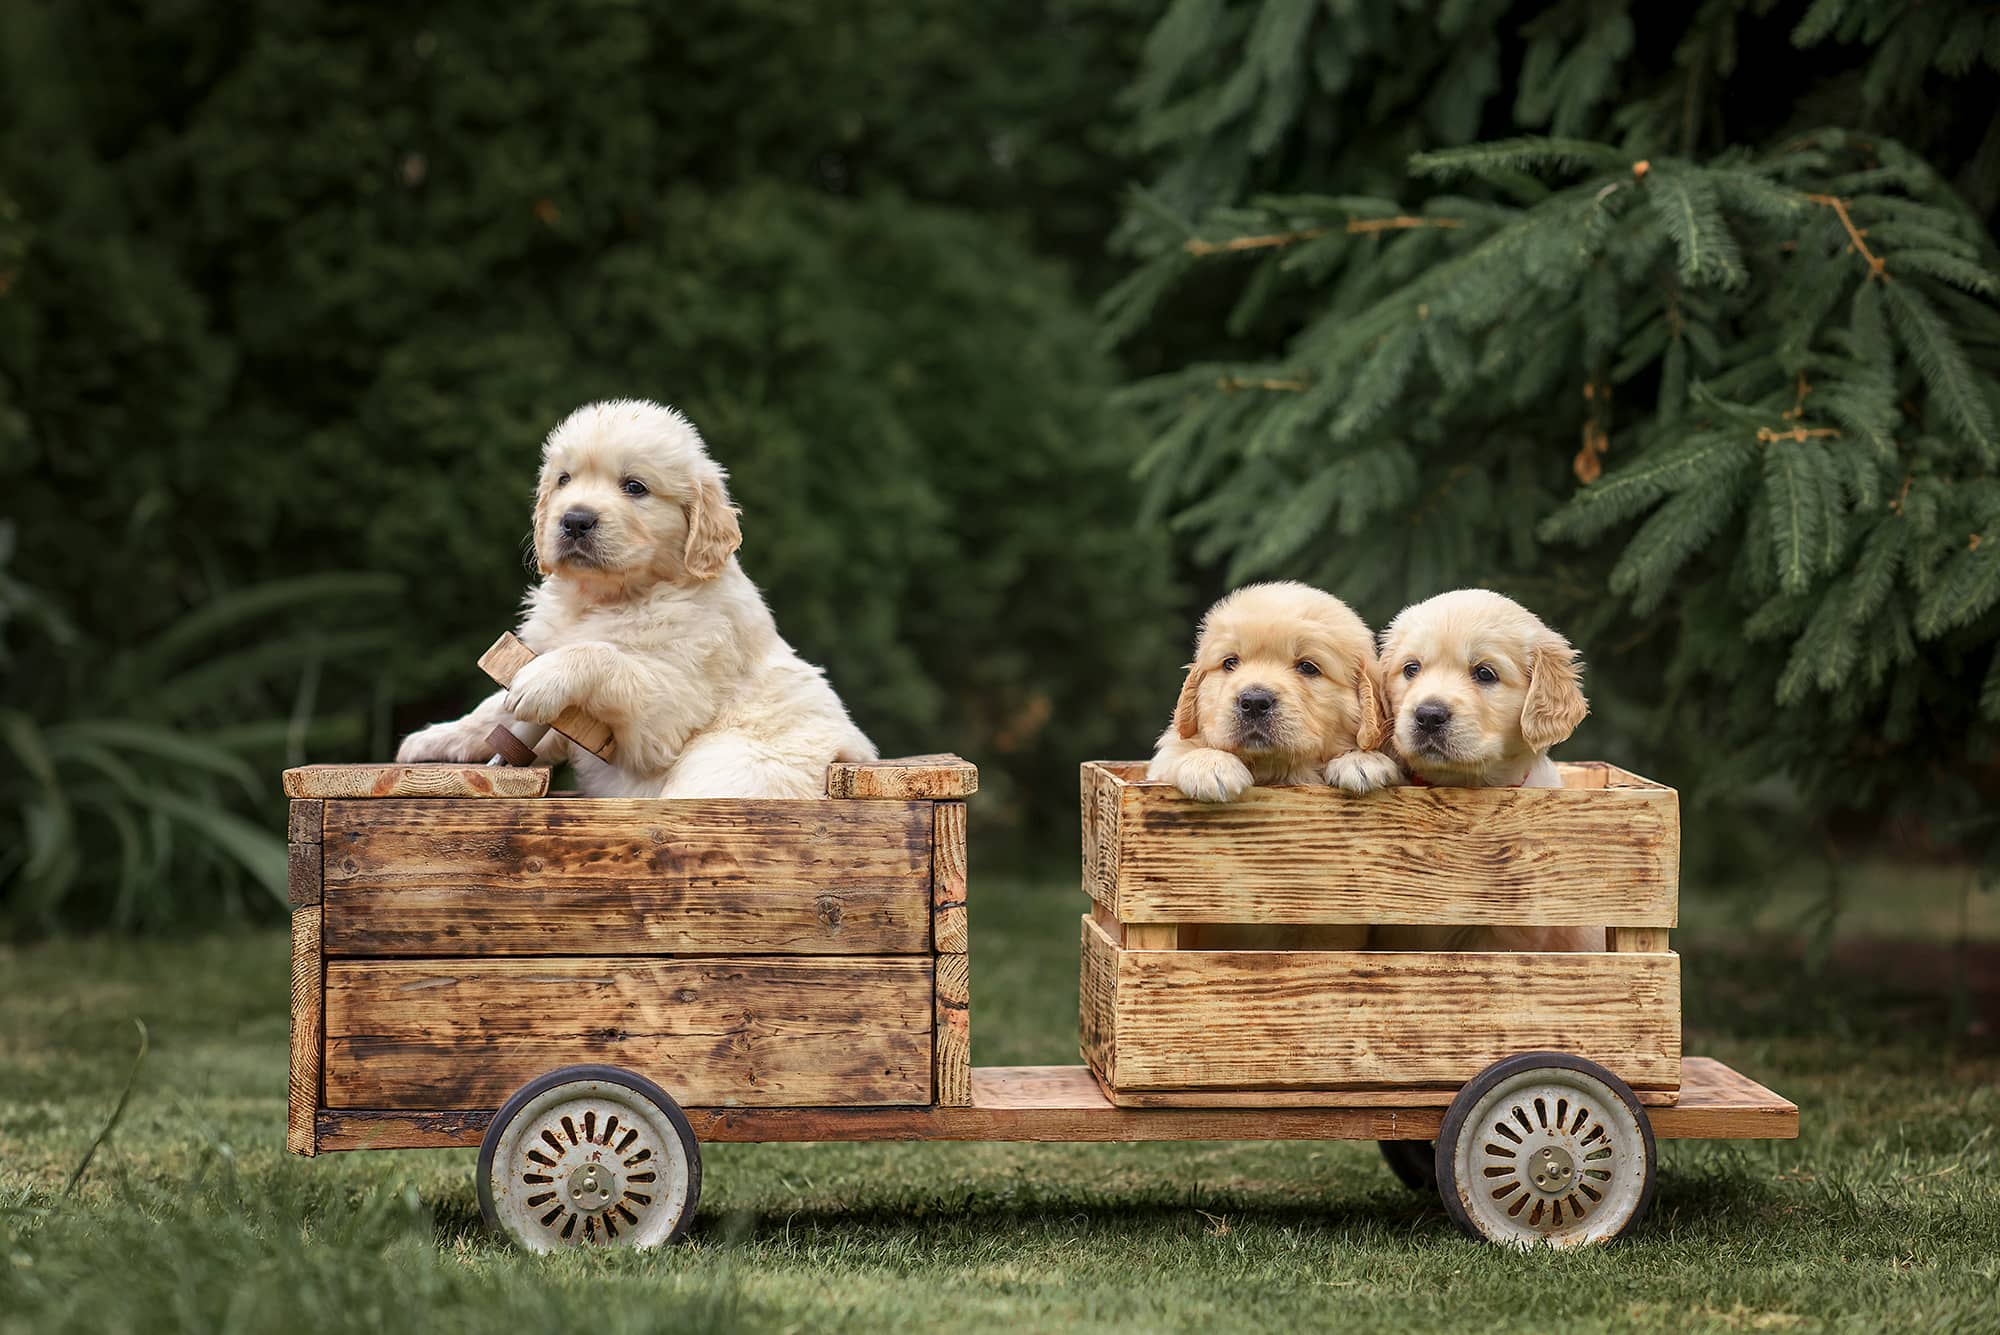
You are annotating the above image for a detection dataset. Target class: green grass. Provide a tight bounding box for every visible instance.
[3,872,1996,1334]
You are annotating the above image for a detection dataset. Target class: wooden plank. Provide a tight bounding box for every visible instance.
[1105,1083,1678,1108]
[1081,760,1678,927]
[1078,914,1118,1085]
[322,956,933,1108]
[1081,761,1124,908]
[932,802,968,953]
[320,798,932,955]
[310,1058,1793,1151]
[827,754,978,800]
[1124,924,1179,949]
[1610,928,1671,952]
[288,905,323,1156]
[935,952,972,1107]
[283,764,551,800]
[288,799,324,844]
[287,841,323,908]
[1082,916,1680,1095]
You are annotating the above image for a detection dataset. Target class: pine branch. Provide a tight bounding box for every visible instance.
[1182,216,1463,256]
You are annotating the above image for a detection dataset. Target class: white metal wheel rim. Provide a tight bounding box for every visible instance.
[487,1078,692,1252]
[1451,1067,1648,1248]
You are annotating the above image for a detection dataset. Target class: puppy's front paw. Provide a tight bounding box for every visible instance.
[396,723,473,764]
[1325,749,1402,795]
[503,652,583,726]
[1172,750,1255,803]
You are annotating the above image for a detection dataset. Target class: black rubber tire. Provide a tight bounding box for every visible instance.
[1434,1050,1657,1246]
[477,1064,703,1249]
[1378,1139,1439,1192]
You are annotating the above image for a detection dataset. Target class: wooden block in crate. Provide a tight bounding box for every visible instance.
[1080,916,1680,1105]
[319,798,935,956]
[1080,760,1678,928]
[323,955,935,1109]
[283,763,551,800]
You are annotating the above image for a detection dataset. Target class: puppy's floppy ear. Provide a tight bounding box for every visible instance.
[1173,662,1208,739]
[1353,663,1392,752]
[681,466,743,581]
[1521,635,1589,752]
[531,471,556,576]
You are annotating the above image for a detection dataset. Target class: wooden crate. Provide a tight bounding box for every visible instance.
[284,755,975,1156]
[1078,760,1681,1107]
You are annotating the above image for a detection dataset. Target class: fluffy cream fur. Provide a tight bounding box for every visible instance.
[1373,588,1600,951]
[395,399,875,798]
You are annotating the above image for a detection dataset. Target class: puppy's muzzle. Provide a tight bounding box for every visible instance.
[1233,686,1279,748]
[1411,699,1453,752]
[555,508,602,563]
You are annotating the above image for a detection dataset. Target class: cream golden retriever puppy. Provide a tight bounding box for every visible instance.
[1148,581,1399,801]
[395,400,876,798]
[1374,588,1599,951]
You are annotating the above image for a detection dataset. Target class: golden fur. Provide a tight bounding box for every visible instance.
[1374,588,1600,951]
[396,400,875,797]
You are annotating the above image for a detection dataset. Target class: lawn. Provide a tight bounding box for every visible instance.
[3,866,1995,1334]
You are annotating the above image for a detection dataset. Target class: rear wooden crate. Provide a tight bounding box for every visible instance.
[1078,760,1681,1107]
[286,756,974,1155]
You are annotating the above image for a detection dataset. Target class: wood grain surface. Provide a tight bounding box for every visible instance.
[1077,760,1678,927]
[287,840,323,909]
[932,802,968,953]
[288,905,323,1156]
[307,1057,1790,1152]
[289,799,323,844]
[321,956,934,1108]
[934,951,972,1106]
[826,754,978,799]
[282,764,552,800]
[319,798,933,956]
[1079,915,1680,1095]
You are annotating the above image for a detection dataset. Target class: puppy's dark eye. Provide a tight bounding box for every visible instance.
[1221,656,1240,673]
[621,478,648,497]
[1402,660,1421,680]
[555,472,570,488]
[1296,660,1321,677]
[1472,663,1499,685]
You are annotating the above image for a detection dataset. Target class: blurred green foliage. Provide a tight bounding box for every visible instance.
[0,1,1179,931]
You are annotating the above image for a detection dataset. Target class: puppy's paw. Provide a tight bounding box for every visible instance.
[1325,749,1402,795]
[396,723,475,764]
[1171,750,1255,803]
[503,651,585,726]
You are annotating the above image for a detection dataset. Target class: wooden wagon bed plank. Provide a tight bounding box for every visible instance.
[311,1059,1793,1151]
[320,798,933,955]
[283,764,552,800]
[322,956,934,1109]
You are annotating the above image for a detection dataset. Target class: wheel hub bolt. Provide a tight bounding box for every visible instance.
[565,1162,617,1213]
[1530,1145,1575,1190]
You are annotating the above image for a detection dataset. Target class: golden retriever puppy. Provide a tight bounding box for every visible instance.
[1148,581,1399,802]
[1147,581,1397,950]
[396,399,876,798]
[1374,587,1600,951]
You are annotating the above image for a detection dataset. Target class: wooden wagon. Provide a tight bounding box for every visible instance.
[284,750,1795,1251]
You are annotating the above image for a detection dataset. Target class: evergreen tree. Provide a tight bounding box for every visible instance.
[1108,0,2000,869]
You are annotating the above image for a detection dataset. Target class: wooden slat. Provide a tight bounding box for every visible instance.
[287,841,323,908]
[283,764,551,800]
[288,799,323,844]
[932,802,968,953]
[288,906,323,1156]
[827,754,978,800]
[1078,915,1118,1084]
[935,952,972,1107]
[322,956,933,1108]
[1610,928,1671,952]
[1079,760,1678,927]
[1124,925,1179,948]
[320,798,932,956]
[1080,916,1680,1096]
[310,1057,1793,1151]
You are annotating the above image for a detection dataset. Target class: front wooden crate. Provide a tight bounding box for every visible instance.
[1078,760,1681,1107]
[285,757,974,1155]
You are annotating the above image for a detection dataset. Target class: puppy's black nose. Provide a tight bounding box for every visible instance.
[1236,687,1277,719]
[1414,701,1451,733]
[560,508,599,538]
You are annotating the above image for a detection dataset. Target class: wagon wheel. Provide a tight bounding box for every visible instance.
[1434,1051,1656,1247]
[1378,1139,1437,1192]
[477,1065,702,1252]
